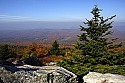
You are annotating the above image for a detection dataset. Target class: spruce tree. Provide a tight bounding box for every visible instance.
[57,6,125,75]
[50,40,60,56]
[77,5,122,65]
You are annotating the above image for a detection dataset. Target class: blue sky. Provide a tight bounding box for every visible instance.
[0,0,125,22]
[0,0,125,21]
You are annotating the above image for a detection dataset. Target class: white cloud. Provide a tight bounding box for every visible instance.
[0,15,42,22]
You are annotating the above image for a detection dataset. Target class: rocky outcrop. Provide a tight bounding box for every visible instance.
[0,64,77,83]
[1,60,125,83]
[83,72,125,83]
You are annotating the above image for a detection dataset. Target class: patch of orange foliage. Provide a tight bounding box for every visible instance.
[109,48,122,53]
[23,43,48,58]
[39,55,61,65]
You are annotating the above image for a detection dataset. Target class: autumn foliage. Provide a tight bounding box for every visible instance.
[39,55,61,65]
[23,43,48,59]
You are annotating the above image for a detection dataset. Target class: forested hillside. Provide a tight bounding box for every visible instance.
[0,29,80,46]
[0,29,125,46]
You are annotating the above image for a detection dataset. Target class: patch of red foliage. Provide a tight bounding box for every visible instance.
[113,48,122,52]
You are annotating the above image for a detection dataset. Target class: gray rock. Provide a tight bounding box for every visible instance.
[83,72,125,83]
[0,65,77,83]
[46,62,56,66]
[12,60,24,66]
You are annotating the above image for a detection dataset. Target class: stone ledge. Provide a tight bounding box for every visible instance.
[0,64,77,83]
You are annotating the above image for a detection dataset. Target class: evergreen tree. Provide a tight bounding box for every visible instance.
[50,40,60,56]
[76,5,122,64]
[57,6,125,75]
[0,44,17,60]
[0,44,9,60]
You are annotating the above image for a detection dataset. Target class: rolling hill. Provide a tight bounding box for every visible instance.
[0,29,125,47]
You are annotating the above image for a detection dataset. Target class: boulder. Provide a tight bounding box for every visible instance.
[23,56,42,66]
[83,72,125,83]
[0,65,77,83]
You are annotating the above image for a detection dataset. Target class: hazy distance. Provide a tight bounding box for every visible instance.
[0,21,124,31]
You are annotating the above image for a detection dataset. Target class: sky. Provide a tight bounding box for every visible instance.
[0,0,125,30]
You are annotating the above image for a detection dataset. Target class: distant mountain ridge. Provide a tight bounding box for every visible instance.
[0,29,125,46]
[0,29,79,46]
